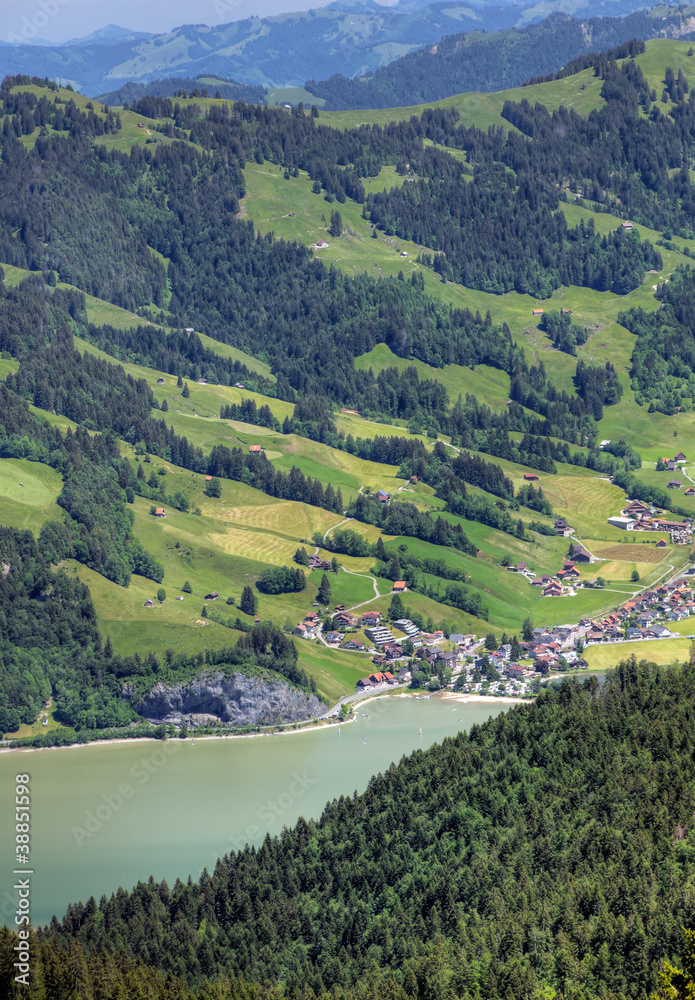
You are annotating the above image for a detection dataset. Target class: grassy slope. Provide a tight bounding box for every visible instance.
[5,48,695,708]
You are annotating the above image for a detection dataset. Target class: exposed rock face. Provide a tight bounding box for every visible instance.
[123,671,325,726]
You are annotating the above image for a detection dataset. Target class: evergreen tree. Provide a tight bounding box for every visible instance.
[329,210,343,238]
[522,617,534,641]
[389,594,405,620]
[388,556,402,582]
[240,585,257,616]
[317,574,332,604]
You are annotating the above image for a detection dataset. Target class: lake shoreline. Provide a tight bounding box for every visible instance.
[0,690,527,755]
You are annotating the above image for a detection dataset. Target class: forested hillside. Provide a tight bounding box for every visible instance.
[44,664,695,999]
[307,9,695,109]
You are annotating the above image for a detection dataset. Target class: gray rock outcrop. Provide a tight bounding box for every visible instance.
[123,671,325,726]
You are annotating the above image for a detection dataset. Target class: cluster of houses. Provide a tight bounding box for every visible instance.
[508,545,592,598]
[607,498,693,543]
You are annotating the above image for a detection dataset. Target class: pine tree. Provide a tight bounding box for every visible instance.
[522,617,534,641]
[177,374,183,387]
[389,556,402,582]
[376,536,386,562]
[318,574,332,605]
[240,585,257,616]
[182,382,190,398]
[389,594,405,620]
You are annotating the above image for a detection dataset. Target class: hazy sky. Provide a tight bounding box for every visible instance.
[2,0,389,45]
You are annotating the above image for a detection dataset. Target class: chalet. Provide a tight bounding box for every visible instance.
[341,639,365,651]
[437,650,458,668]
[675,451,687,462]
[397,667,412,683]
[382,645,402,662]
[335,604,346,612]
[531,576,545,586]
[554,519,571,536]
[668,479,682,489]
[532,309,544,316]
[294,622,318,639]
[369,672,389,684]
[309,555,332,571]
[505,665,525,681]
[362,610,382,625]
[410,476,418,483]
[324,632,342,644]
[249,445,262,453]
[562,562,579,577]
[516,562,527,572]
[667,461,678,472]
[315,241,330,249]
[392,581,407,593]
[376,490,389,503]
[685,487,695,497]
[543,581,563,597]
[656,539,668,547]
[137,122,145,128]
[356,677,375,689]
[620,221,633,230]
[570,545,591,563]
[333,612,355,630]
[143,599,154,607]
[154,508,166,517]
[523,473,539,481]
[204,591,219,600]
[235,383,245,390]
[648,624,672,638]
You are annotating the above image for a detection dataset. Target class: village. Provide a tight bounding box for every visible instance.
[286,485,695,701]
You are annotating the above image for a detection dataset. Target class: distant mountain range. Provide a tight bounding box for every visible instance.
[0,0,691,93]
[309,6,695,108]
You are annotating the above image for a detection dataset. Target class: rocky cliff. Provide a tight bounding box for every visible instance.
[123,671,325,726]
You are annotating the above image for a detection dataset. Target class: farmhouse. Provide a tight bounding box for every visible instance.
[570,545,592,563]
[668,479,682,489]
[341,639,365,651]
[675,452,687,462]
[532,309,544,316]
[392,581,407,593]
[685,487,695,497]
